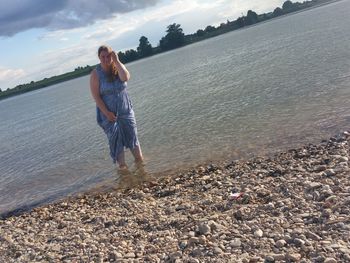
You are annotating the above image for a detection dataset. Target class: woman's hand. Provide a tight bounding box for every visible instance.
[110,50,130,81]
[105,111,117,122]
[111,51,120,63]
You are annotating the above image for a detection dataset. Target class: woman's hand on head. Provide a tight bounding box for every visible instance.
[105,111,117,122]
[111,51,120,63]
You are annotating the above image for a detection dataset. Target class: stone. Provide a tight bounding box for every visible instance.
[272,254,285,261]
[294,238,305,247]
[170,251,182,261]
[213,246,223,254]
[287,253,302,262]
[191,248,203,257]
[188,237,199,246]
[275,239,286,248]
[124,252,136,259]
[198,223,211,235]
[1,131,350,262]
[305,231,321,241]
[230,238,241,248]
[254,229,263,238]
[323,169,336,177]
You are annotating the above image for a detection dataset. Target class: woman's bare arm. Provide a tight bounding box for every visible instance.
[111,52,130,82]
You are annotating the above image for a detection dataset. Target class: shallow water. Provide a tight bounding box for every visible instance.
[0,0,349,215]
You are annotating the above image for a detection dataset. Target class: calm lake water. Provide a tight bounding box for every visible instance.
[1,0,349,215]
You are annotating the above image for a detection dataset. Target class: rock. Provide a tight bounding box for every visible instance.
[254,229,263,238]
[265,255,275,262]
[306,182,322,190]
[213,246,223,254]
[323,169,336,177]
[170,251,182,261]
[230,238,241,248]
[188,237,199,246]
[275,239,286,248]
[333,155,348,162]
[305,231,321,241]
[294,238,305,247]
[198,223,211,235]
[324,258,337,263]
[124,252,135,259]
[1,132,350,262]
[109,251,122,261]
[286,253,302,262]
[190,248,203,257]
[271,254,285,261]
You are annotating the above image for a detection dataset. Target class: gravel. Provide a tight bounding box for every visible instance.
[1,130,349,262]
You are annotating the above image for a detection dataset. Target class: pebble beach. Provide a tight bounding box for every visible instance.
[1,131,349,262]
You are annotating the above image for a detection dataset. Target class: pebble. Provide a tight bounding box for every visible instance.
[275,239,286,248]
[254,229,263,238]
[1,131,349,262]
[230,238,241,248]
[198,222,211,235]
[287,253,302,261]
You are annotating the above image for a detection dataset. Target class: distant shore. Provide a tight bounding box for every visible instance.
[0,0,341,101]
[1,130,349,262]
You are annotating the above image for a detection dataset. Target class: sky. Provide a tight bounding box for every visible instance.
[0,0,286,90]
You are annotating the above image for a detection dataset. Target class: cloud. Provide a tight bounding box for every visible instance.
[0,67,26,81]
[0,0,160,37]
[0,67,26,90]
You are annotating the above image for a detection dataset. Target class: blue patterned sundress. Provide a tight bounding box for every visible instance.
[95,64,140,163]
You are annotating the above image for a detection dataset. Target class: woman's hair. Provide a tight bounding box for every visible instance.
[98,45,118,82]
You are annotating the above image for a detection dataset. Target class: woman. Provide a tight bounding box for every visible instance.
[90,45,143,169]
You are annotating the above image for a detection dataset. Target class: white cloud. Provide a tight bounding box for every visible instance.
[0,67,26,90]
[0,67,26,81]
[218,0,285,19]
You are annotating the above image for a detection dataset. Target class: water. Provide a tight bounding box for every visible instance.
[1,0,349,215]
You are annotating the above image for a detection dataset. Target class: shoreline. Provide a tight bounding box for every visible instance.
[1,130,349,262]
[0,0,341,101]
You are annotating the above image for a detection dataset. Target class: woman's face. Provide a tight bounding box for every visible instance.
[99,50,112,67]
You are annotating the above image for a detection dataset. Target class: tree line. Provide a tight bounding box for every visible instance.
[116,0,332,63]
[0,0,335,98]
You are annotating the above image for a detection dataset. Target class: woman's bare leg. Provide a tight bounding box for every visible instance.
[131,145,143,164]
[117,151,128,169]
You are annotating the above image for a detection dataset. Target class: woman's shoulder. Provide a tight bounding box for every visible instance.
[91,65,103,78]
[90,68,98,78]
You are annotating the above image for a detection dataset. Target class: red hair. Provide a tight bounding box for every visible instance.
[98,45,118,82]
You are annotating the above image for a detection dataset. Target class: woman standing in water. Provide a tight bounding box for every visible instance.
[90,45,143,169]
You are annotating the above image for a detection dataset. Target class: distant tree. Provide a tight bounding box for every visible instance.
[137,36,153,58]
[235,17,245,28]
[282,0,294,10]
[159,23,185,51]
[205,25,216,33]
[196,29,205,37]
[0,88,2,92]
[246,10,258,25]
[118,51,127,63]
[124,49,139,62]
[273,7,284,17]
